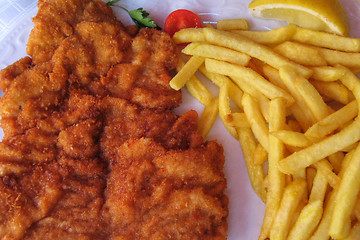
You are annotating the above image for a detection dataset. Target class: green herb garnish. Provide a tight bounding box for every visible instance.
[106,0,161,30]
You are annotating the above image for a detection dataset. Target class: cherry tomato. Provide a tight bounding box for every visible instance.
[164,9,202,37]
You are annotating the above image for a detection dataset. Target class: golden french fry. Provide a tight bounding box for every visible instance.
[217,18,249,30]
[343,223,360,240]
[198,65,244,109]
[353,194,360,221]
[172,28,205,44]
[253,143,268,165]
[230,76,270,122]
[274,41,327,66]
[237,127,267,202]
[315,47,360,69]
[170,55,204,90]
[329,142,360,239]
[310,66,347,82]
[305,100,358,140]
[224,112,250,128]
[310,79,352,105]
[185,75,212,105]
[258,97,286,240]
[182,42,251,66]
[278,118,360,175]
[338,66,360,110]
[242,93,269,151]
[263,65,314,131]
[271,130,312,148]
[309,189,337,240]
[278,67,318,123]
[328,151,345,174]
[280,65,330,121]
[198,97,219,138]
[313,159,340,188]
[287,200,323,240]
[270,178,307,240]
[230,24,297,45]
[308,169,328,203]
[205,58,295,106]
[306,167,317,193]
[292,26,360,52]
[219,82,238,139]
[203,28,313,78]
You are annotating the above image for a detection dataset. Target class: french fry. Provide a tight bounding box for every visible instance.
[224,112,250,128]
[306,167,317,193]
[278,118,360,175]
[263,65,314,131]
[242,93,269,151]
[292,26,360,52]
[219,82,238,139]
[198,97,219,138]
[172,28,205,44]
[309,189,337,240]
[258,97,286,240]
[305,100,358,140]
[205,58,295,106]
[353,194,360,221]
[280,65,330,121]
[313,159,340,189]
[274,41,327,66]
[328,151,345,174]
[338,66,360,109]
[202,28,313,78]
[170,55,204,90]
[227,82,245,111]
[329,142,360,239]
[310,66,347,82]
[230,24,297,45]
[217,18,249,30]
[343,223,360,240]
[271,130,312,148]
[198,65,244,109]
[185,76,212,105]
[308,169,328,203]
[315,47,360,69]
[237,126,267,202]
[310,79,352,105]
[270,178,307,240]
[287,200,323,240]
[253,143,268,165]
[230,76,270,122]
[182,42,251,66]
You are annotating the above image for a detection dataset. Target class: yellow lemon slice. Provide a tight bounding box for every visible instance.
[248,0,350,36]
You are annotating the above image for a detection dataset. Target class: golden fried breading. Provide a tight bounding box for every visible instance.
[27,0,123,64]
[0,0,228,239]
[101,28,181,109]
[104,138,228,240]
[0,165,62,239]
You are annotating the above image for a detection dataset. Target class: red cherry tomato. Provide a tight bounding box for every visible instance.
[164,9,202,37]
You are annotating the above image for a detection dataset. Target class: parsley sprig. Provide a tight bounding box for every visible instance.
[106,0,161,30]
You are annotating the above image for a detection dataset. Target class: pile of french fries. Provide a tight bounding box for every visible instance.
[170,19,360,240]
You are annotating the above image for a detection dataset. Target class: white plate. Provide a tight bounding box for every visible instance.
[0,0,360,239]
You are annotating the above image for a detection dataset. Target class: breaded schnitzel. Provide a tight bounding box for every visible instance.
[0,0,228,239]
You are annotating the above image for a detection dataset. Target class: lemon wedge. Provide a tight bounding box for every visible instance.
[248,0,350,36]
